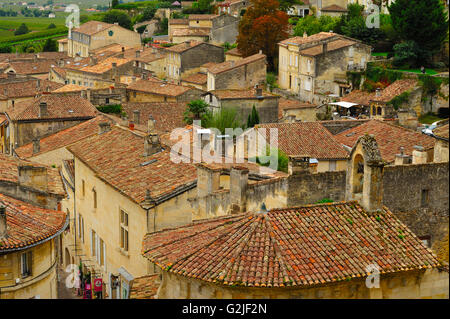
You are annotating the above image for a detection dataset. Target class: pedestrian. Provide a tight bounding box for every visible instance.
[421,66,425,74]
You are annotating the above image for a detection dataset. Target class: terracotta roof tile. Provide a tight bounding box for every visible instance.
[335,120,436,162]
[279,98,317,118]
[341,90,375,106]
[7,60,58,75]
[0,153,65,196]
[14,115,114,159]
[129,274,160,299]
[6,94,97,121]
[256,122,349,159]
[0,79,63,99]
[127,79,192,97]
[0,193,67,252]
[173,28,210,36]
[188,14,219,20]
[225,47,243,57]
[372,79,418,103]
[67,126,197,204]
[433,124,449,140]
[72,21,114,35]
[182,72,207,85]
[208,53,266,74]
[208,88,276,99]
[299,39,356,56]
[142,201,440,288]
[279,32,336,46]
[321,4,348,11]
[169,19,189,25]
[52,83,87,93]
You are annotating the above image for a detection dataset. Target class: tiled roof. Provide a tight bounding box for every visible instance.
[142,201,440,288]
[14,116,114,159]
[63,159,75,182]
[172,28,210,37]
[0,153,65,196]
[127,79,192,97]
[0,193,67,252]
[6,94,97,121]
[321,4,348,11]
[372,79,418,103]
[0,79,63,99]
[72,21,114,35]
[279,97,316,117]
[299,39,356,56]
[164,40,206,53]
[52,83,87,93]
[129,274,160,299]
[341,90,375,106]
[121,102,187,134]
[182,72,207,85]
[7,60,57,75]
[188,14,219,20]
[67,126,197,204]
[0,114,7,125]
[208,53,266,75]
[433,124,449,140]
[169,19,189,25]
[208,88,276,100]
[69,57,132,74]
[335,120,436,162]
[51,66,67,78]
[279,32,336,46]
[225,47,243,57]
[256,122,349,160]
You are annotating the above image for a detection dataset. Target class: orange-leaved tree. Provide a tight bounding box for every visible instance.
[237,0,289,71]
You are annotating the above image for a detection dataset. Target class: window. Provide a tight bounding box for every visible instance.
[419,235,431,247]
[120,210,129,252]
[289,54,293,66]
[92,187,97,209]
[81,180,85,197]
[295,55,298,67]
[421,189,429,207]
[91,229,96,257]
[99,238,105,266]
[133,91,136,98]
[78,214,84,242]
[304,77,312,91]
[307,60,311,73]
[21,251,32,278]
[329,160,337,172]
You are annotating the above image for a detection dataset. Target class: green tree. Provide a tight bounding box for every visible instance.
[47,23,56,29]
[14,23,29,36]
[389,0,448,57]
[254,147,289,173]
[184,100,211,124]
[198,0,213,13]
[203,108,244,134]
[278,0,303,12]
[102,9,132,30]
[112,0,119,8]
[294,15,338,36]
[246,105,260,128]
[141,4,157,21]
[42,38,58,52]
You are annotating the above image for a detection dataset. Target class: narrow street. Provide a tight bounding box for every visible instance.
[57,266,82,300]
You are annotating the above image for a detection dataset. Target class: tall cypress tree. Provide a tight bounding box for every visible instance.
[247,105,260,128]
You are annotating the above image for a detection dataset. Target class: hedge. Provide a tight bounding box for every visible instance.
[0,26,67,45]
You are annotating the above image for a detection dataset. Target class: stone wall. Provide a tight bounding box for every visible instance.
[210,15,239,44]
[213,58,267,90]
[321,119,369,135]
[180,44,224,74]
[220,96,279,124]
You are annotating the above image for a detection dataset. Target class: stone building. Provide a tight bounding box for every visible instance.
[66,21,141,58]
[217,0,250,17]
[207,53,267,91]
[278,32,371,103]
[126,79,204,102]
[1,94,97,152]
[0,154,67,299]
[202,88,279,123]
[225,47,243,61]
[278,97,318,122]
[164,41,224,81]
[432,123,449,163]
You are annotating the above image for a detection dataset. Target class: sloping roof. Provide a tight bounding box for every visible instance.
[182,72,207,85]
[72,21,114,36]
[52,83,87,93]
[69,57,132,74]
[208,88,276,100]
[335,120,436,162]
[121,102,188,134]
[0,79,63,99]
[142,201,440,288]
[279,98,317,119]
[0,193,67,252]
[433,124,449,140]
[172,28,210,37]
[127,79,192,97]
[6,94,97,121]
[225,47,243,57]
[299,39,356,57]
[279,32,336,46]
[169,19,189,25]
[321,4,348,12]
[256,122,349,160]
[341,90,375,106]
[208,53,266,75]
[164,40,210,53]
[6,60,57,75]
[188,14,219,20]
[0,153,65,196]
[14,116,114,159]
[129,274,160,299]
[0,114,7,125]
[372,79,418,103]
[67,126,197,204]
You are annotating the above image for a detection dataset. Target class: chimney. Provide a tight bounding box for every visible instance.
[0,205,6,239]
[129,120,135,130]
[230,166,249,214]
[322,42,328,54]
[36,79,41,90]
[131,76,136,83]
[288,155,313,175]
[375,88,381,97]
[7,73,15,79]
[147,115,155,133]
[303,31,308,38]
[394,146,412,165]
[258,50,262,55]
[255,86,263,97]
[196,163,221,197]
[98,122,111,134]
[39,102,48,118]
[143,133,161,156]
[135,50,141,58]
[58,59,65,67]
[121,46,125,53]
[18,165,48,192]
[412,145,428,164]
[89,54,97,66]
[186,40,191,47]
[86,88,91,102]
[133,110,140,124]
[32,138,40,154]
[3,88,7,96]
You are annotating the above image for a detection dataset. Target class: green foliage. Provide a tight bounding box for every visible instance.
[293,15,338,37]
[14,23,29,36]
[393,40,423,68]
[365,63,403,84]
[388,91,410,110]
[0,45,11,53]
[141,5,158,22]
[42,38,57,52]
[97,104,123,114]
[184,99,210,124]
[346,71,363,89]
[102,10,133,30]
[159,18,169,35]
[316,198,334,204]
[112,0,119,8]
[419,75,443,97]
[136,25,147,34]
[266,72,278,91]
[389,0,448,60]
[203,108,244,134]
[222,42,237,52]
[246,105,260,128]
[47,23,56,29]
[279,0,303,12]
[253,147,289,173]
[183,0,214,14]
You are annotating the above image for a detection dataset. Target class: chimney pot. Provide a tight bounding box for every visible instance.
[32,138,40,154]
[322,42,328,54]
[0,204,6,239]
[147,115,156,133]
[144,133,161,156]
[133,110,140,124]
[39,102,48,118]
[36,79,41,89]
[129,120,135,130]
[136,50,141,58]
[98,122,111,134]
